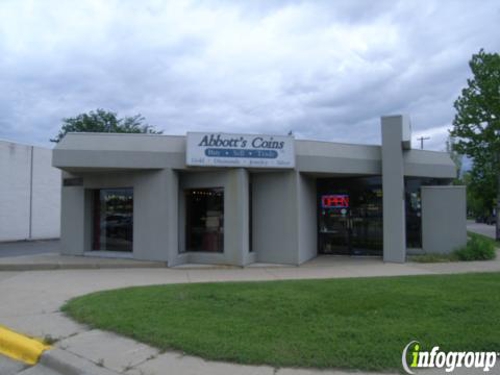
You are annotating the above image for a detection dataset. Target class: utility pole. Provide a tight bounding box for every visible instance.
[417,136,430,149]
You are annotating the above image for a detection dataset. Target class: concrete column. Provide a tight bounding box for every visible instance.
[134,169,177,264]
[165,169,179,266]
[60,185,87,255]
[381,115,408,263]
[297,173,317,264]
[224,168,250,266]
[252,171,299,264]
[421,186,467,254]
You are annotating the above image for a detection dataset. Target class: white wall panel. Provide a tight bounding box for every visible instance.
[0,140,60,241]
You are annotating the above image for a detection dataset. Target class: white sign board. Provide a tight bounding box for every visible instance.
[186,132,295,168]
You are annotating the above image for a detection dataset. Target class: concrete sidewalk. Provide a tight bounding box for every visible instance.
[1,254,500,375]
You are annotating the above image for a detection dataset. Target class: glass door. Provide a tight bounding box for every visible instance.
[319,194,351,255]
[318,177,383,256]
[349,197,383,255]
[92,188,133,252]
[185,188,224,252]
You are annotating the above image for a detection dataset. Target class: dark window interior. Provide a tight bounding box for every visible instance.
[92,188,133,252]
[185,188,224,252]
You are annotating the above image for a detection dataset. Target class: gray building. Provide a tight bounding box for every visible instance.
[52,115,466,266]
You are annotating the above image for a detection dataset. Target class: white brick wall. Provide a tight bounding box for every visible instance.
[0,140,61,241]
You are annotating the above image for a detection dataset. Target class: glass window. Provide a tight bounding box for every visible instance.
[405,179,422,248]
[185,188,224,252]
[92,188,133,252]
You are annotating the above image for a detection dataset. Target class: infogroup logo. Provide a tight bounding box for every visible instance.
[402,341,498,373]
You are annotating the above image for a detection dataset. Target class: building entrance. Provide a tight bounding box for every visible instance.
[184,187,224,253]
[318,177,383,256]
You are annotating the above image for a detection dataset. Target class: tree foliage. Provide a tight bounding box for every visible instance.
[50,109,162,143]
[450,49,500,238]
[463,167,496,218]
[450,49,500,157]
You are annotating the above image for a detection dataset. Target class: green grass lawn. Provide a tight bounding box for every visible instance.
[62,273,500,372]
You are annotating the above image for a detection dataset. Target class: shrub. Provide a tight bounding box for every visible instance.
[454,236,496,261]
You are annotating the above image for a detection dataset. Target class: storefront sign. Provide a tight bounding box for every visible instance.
[186,132,295,168]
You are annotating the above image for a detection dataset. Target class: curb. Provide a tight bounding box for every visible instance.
[39,348,119,375]
[0,325,51,365]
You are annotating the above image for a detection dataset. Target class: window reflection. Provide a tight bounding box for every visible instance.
[92,188,133,252]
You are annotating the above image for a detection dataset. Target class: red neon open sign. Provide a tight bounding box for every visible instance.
[321,194,349,208]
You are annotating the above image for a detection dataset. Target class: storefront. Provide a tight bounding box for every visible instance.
[53,115,467,266]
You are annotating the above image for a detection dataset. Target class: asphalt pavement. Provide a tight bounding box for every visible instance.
[0,240,59,258]
[467,219,497,239]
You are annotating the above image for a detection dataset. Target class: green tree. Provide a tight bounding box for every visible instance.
[50,109,162,143]
[463,166,496,219]
[450,49,500,239]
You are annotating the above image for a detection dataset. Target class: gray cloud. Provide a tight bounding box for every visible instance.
[0,0,499,151]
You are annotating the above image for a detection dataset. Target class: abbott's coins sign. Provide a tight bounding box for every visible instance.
[186,132,295,168]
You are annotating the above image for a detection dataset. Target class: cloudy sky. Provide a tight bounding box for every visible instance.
[1,0,499,150]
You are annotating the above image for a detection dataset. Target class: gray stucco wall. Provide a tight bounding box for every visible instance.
[421,186,467,254]
[60,182,87,255]
[296,141,381,175]
[52,133,185,170]
[132,169,177,262]
[404,151,457,178]
[224,169,250,265]
[297,173,317,264]
[252,171,299,264]
[381,115,407,263]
